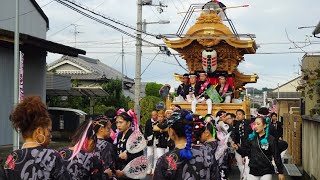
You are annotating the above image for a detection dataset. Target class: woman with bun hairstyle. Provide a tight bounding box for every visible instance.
[0,96,71,179]
[114,111,144,180]
[93,115,115,179]
[233,116,285,180]
[59,119,106,180]
[153,110,211,180]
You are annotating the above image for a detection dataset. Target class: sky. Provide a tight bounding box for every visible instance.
[35,0,320,90]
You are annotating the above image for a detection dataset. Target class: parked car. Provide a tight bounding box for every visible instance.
[48,107,87,140]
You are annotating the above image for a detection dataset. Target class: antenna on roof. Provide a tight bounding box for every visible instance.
[71,24,83,48]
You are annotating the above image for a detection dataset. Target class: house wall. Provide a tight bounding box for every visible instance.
[302,55,320,115]
[277,100,300,119]
[272,78,300,93]
[23,51,47,100]
[0,46,46,145]
[0,0,47,38]
[0,46,14,145]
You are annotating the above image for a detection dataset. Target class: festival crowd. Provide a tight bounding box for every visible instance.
[0,72,287,180]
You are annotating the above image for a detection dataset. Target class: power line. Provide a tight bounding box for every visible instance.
[169,0,185,18]
[54,0,160,47]
[86,51,320,55]
[56,0,158,37]
[258,41,320,45]
[104,54,121,78]
[150,7,162,20]
[126,53,183,67]
[48,0,106,37]
[254,51,320,54]
[0,0,54,21]
[141,51,160,75]
[172,54,188,71]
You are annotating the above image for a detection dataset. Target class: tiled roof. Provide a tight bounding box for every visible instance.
[48,55,134,83]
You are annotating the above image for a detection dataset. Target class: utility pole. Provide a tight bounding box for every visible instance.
[13,0,20,150]
[277,83,280,98]
[122,36,124,92]
[134,0,143,122]
[252,88,255,109]
[263,91,267,107]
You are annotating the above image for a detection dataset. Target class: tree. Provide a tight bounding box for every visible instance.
[261,87,273,92]
[145,82,163,97]
[140,96,163,127]
[100,79,131,109]
[47,79,131,115]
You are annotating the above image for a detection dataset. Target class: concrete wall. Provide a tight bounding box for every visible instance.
[0,0,47,38]
[0,46,14,145]
[302,55,320,115]
[302,117,320,179]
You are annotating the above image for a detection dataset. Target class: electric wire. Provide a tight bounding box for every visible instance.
[54,0,160,47]
[56,0,158,37]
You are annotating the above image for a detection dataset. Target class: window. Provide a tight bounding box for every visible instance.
[59,115,64,130]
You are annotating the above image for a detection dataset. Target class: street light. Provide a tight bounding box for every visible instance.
[142,19,170,32]
[298,26,316,29]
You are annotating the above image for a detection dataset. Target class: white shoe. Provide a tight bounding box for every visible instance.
[147,169,152,175]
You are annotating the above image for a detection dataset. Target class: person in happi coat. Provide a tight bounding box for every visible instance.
[0,96,71,180]
[114,112,144,180]
[144,111,158,174]
[59,120,107,180]
[215,75,233,103]
[153,110,211,180]
[176,73,189,101]
[192,72,213,114]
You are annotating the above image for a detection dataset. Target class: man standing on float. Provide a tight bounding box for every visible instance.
[192,72,212,114]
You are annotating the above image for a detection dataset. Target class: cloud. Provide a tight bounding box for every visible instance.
[36,0,320,90]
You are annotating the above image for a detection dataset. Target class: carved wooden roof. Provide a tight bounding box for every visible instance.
[165,10,258,89]
[163,10,257,53]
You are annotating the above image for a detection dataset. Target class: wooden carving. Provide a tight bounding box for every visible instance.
[196,11,223,25]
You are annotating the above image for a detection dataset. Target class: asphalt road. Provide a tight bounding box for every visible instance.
[142,166,292,180]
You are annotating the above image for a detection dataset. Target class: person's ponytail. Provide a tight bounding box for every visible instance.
[180,113,193,160]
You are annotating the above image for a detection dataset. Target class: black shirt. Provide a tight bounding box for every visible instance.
[203,141,220,180]
[233,119,254,147]
[144,118,157,146]
[215,84,233,102]
[237,134,284,176]
[153,145,211,180]
[115,129,144,172]
[0,147,70,180]
[194,81,212,99]
[94,139,115,170]
[59,148,105,180]
[177,83,188,99]
[269,121,283,141]
[154,120,169,148]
